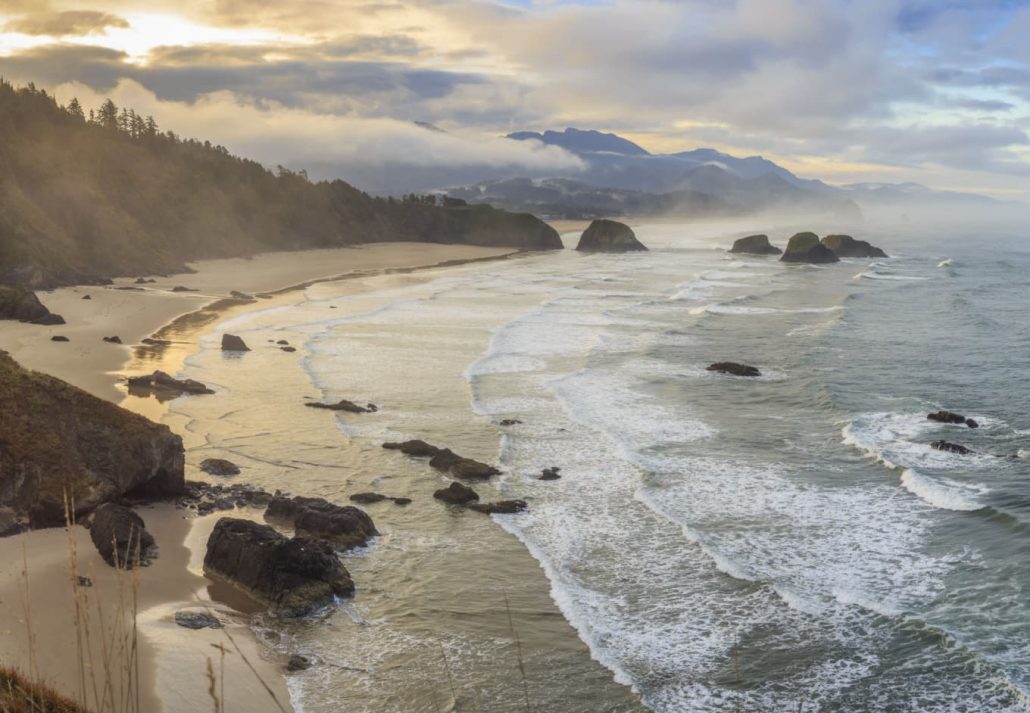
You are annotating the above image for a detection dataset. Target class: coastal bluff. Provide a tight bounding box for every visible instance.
[0,350,184,526]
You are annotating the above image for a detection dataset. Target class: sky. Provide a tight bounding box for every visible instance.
[1,0,1028,199]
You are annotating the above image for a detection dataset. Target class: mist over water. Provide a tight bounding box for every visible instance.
[171,220,1030,711]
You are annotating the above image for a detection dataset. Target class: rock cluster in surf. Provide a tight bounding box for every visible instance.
[727,232,888,263]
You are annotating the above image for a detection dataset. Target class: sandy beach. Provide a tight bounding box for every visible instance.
[0,242,520,713]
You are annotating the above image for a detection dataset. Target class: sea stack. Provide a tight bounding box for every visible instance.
[575,219,648,253]
[730,234,782,255]
[221,333,250,351]
[780,232,840,264]
[821,235,888,258]
[0,286,65,325]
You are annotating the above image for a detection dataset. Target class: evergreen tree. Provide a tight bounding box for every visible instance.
[66,97,84,120]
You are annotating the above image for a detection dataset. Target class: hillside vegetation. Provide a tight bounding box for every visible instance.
[0,81,560,287]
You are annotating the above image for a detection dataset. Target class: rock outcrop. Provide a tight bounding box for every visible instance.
[204,518,354,616]
[730,234,781,255]
[0,287,65,325]
[221,334,250,351]
[305,400,378,413]
[0,351,185,525]
[349,492,411,506]
[429,449,501,480]
[382,440,441,457]
[468,500,528,515]
[820,235,888,258]
[780,232,840,264]
[928,411,979,428]
[89,503,157,568]
[707,362,761,377]
[433,482,480,505]
[575,220,648,253]
[930,440,973,455]
[265,495,377,549]
[200,459,241,477]
[126,370,214,397]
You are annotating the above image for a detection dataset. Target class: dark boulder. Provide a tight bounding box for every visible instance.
[539,467,562,481]
[200,458,241,477]
[575,219,648,253]
[174,611,222,630]
[429,449,501,480]
[349,492,410,506]
[433,482,479,505]
[707,362,761,377]
[102,336,122,344]
[82,294,92,300]
[171,286,198,292]
[51,335,69,342]
[0,287,65,325]
[0,352,185,525]
[500,419,523,426]
[821,235,887,258]
[221,334,250,351]
[89,503,156,568]
[730,234,782,255]
[281,346,297,353]
[468,500,528,515]
[135,277,156,284]
[276,340,290,346]
[382,440,441,458]
[266,495,377,549]
[287,655,311,672]
[203,518,354,616]
[928,411,978,428]
[127,370,214,396]
[930,440,973,455]
[305,400,377,413]
[780,232,840,264]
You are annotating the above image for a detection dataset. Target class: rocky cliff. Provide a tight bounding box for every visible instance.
[0,351,184,525]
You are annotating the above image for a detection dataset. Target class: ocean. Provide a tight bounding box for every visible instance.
[165,221,1030,712]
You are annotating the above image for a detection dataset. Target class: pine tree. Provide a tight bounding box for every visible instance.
[66,97,84,120]
[98,99,119,130]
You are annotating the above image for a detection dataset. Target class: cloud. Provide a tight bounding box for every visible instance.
[3,10,129,36]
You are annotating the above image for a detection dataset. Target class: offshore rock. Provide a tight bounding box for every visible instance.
[780,232,840,264]
[821,235,888,258]
[575,219,648,252]
[265,495,377,549]
[707,362,761,377]
[730,234,781,255]
[433,482,480,505]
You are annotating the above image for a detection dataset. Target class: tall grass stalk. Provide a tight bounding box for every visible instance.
[503,594,531,713]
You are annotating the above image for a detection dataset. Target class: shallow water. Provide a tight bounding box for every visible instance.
[166,223,1030,711]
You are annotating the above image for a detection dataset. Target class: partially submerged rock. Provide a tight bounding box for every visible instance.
[780,232,839,264]
[204,518,354,616]
[576,219,648,253]
[433,482,479,505]
[821,235,887,258]
[51,335,69,342]
[221,333,250,351]
[928,411,979,428]
[171,286,198,293]
[230,291,253,300]
[499,419,523,426]
[0,351,185,525]
[539,467,562,481]
[266,495,377,549]
[0,286,65,325]
[382,440,440,457]
[707,362,761,377]
[287,655,312,672]
[176,481,272,513]
[174,611,222,630]
[89,503,156,568]
[931,440,973,455]
[102,336,122,344]
[349,492,410,506]
[127,370,214,397]
[305,400,378,413]
[429,449,501,480]
[200,458,241,477]
[468,500,528,515]
[730,234,781,255]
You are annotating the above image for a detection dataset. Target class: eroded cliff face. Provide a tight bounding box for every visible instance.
[0,351,184,526]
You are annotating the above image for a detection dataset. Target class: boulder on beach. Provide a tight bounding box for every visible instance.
[575,219,648,253]
[0,286,65,325]
[102,336,122,344]
[266,495,377,549]
[707,362,761,377]
[730,234,782,255]
[89,503,157,568]
[127,370,214,396]
[171,286,198,293]
[780,232,840,264]
[305,399,377,413]
[429,448,501,480]
[51,335,69,342]
[928,410,979,428]
[200,458,241,477]
[221,333,250,351]
[930,440,973,455]
[0,351,185,526]
[382,440,441,458]
[820,235,888,258]
[203,518,354,616]
[349,492,410,506]
[433,481,479,505]
[281,346,297,353]
[468,500,528,515]
[174,611,222,630]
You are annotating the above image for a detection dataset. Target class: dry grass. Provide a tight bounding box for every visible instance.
[0,666,91,713]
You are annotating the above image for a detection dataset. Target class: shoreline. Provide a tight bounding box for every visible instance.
[0,242,527,713]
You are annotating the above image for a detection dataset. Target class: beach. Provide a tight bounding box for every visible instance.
[0,241,548,713]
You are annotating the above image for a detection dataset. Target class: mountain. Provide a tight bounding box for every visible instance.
[840,182,999,206]
[0,81,561,288]
[506,128,650,156]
